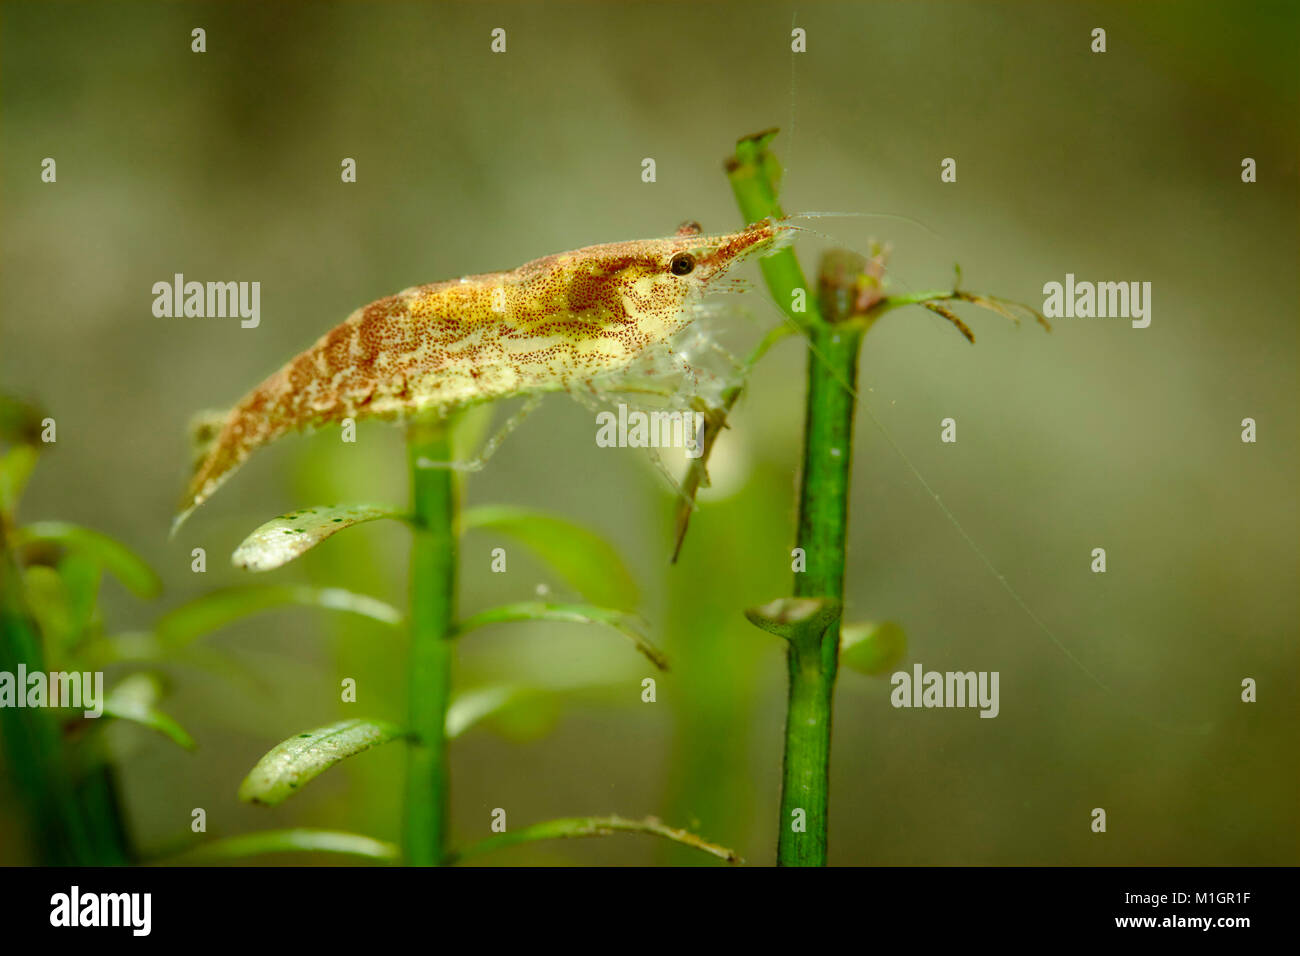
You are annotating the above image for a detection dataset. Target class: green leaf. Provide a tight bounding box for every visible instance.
[75,632,264,697]
[22,566,73,652]
[744,597,841,648]
[446,684,559,742]
[15,522,161,599]
[446,685,529,739]
[24,555,104,657]
[232,504,403,573]
[172,828,399,863]
[0,444,39,515]
[461,506,638,610]
[451,815,741,865]
[840,620,907,676]
[76,630,162,667]
[454,601,668,671]
[484,695,562,743]
[238,718,407,807]
[58,554,102,647]
[102,673,197,751]
[156,585,401,649]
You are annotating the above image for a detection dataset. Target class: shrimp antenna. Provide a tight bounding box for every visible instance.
[775,220,858,248]
[788,210,947,242]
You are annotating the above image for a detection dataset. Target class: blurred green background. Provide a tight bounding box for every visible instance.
[1,1,1295,865]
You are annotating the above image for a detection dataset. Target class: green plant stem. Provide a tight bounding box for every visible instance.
[0,522,95,864]
[73,755,132,864]
[404,418,458,866]
[728,130,864,866]
[780,324,862,866]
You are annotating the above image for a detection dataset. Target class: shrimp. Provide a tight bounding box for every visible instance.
[175,218,793,529]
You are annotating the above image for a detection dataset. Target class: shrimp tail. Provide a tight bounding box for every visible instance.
[171,363,304,535]
[173,306,381,533]
[171,286,438,535]
[187,408,228,472]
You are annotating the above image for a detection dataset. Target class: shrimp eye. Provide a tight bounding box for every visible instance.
[669,252,696,276]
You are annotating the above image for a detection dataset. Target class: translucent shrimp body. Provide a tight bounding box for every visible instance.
[176,219,791,527]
